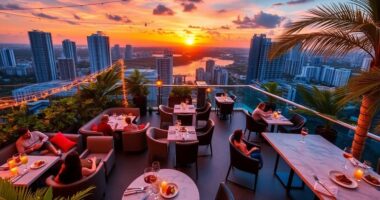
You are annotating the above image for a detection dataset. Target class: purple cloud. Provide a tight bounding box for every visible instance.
[32,13,59,20]
[181,3,197,12]
[73,14,81,20]
[106,14,123,21]
[217,9,227,13]
[153,4,175,15]
[0,3,23,10]
[233,11,284,29]
[220,25,230,30]
[273,0,313,6]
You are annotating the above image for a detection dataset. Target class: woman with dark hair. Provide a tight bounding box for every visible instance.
[232,130,263,165]
[54,151,97,184]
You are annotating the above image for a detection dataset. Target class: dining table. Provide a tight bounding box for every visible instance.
[0,155,59,187]
[262,132,380,200]
[215,96,234,104]
[173,104,196,125]
[167,126,198,142]
[122,169,200,200]
[108,115,136,131]
[262,114,293,132]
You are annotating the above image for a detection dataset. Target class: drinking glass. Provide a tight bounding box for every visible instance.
[13,153,21,165]
[152,161,160,173]
[277,110,282,116]
[20,153,28,165]
[300,127,308,143]
[343,147,352,170]
[144,167,158,199]
[363,160,372,173]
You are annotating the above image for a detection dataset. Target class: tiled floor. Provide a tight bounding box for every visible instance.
[105,111,315,200]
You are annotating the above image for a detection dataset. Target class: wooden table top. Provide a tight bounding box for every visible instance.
[0,155,59,187]
[108,115,136,131]
[262,133,380,200]
[122,169,199,200]
[262,114,293,126]
[167,126,197,142]
[215,96,234,103]
[173,104,196,114]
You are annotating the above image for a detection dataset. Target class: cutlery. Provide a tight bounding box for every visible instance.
[313,175,336,200]
[123,190,146,196]
[126,186,149,191]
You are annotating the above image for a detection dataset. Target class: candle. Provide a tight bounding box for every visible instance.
[10,167,18,176]
[7,158,16,168]
[20,154,28,165]
[160,181,168,191]
[354,168,364,181]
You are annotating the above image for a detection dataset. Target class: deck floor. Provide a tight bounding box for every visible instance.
[105,111,314,200]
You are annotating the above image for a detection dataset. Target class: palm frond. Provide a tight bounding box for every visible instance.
[351,0,380,23]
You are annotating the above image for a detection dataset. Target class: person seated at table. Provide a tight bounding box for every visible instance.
[232,129,263,165]
[123,117,138,132]
[54,151,97,184]
[16,128,61,156]
[252,102,272,121]
[97,114,117,136]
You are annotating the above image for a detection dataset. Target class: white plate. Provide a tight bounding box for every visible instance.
[160,183,179,199]
[30,160,46,169]
[329,170,358,189]
[363,174,380,187]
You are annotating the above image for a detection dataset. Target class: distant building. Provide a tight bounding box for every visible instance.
[361,57,372,72]
[0,48,16,67]
[28,30,57,82]
[246,34,286,83]
[125,45,133,60]
[320,65,335,85]
[12,80,76,101]
[300,65,321,82]
[205,59,215,84]
[213,66,228,85]
[1,62,33,76]
[125,69,157,102]
[173,75,186,85]
[87,31,111,73]
[195,67,205,81]
[112,44,122,60]
[57,58,76,80]
[62,39,78,64]
[283,43,304,77]
[156,53,173,97]
[332,68,351,87]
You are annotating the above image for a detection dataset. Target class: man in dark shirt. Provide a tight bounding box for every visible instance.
[97,115,117,136]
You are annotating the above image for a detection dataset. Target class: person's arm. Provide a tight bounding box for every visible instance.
[54,164,65,183]
[16,140,26,154]
[248,146,259,155]
[34,131,49,142]
[234,141,249,155]
[82,157,97,176]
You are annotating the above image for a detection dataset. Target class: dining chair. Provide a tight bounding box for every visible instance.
[196,119,215,156]
[278,113,307,134]
[220,103,234,122]
[243,110,267,141]
[177,114,193,126]
[226,135,262,191]
[215,182,235,200]
[122,123,150,152]
[146,127,169,162]
[159,105,174,129]
[196,102,212,127]
[175,141,199,179]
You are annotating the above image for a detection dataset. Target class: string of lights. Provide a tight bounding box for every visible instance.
[0,0,128,11]
[0,61,124,110]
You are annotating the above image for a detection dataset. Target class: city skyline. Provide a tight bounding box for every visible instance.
[0,0,349,47]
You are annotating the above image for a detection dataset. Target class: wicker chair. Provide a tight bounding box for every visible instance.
[219,103,234,122]
[196,102,211,127]
[159,105,174,129]
[122,123,150,152]
[175,141,199,179]
[196,120,215,156]
[244,111,267,141]
[279,114,307,134]
[226,135,262,191]
[177,114,193,126]
[215,182,235,200]
[146,127,169,162]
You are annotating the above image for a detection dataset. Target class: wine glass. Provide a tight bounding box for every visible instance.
[363,160,372,174]
[300,127,308,143]
[144,167,158,199]
[152,161,160,173]
[13,153,21,166]
[343,147,352,170]
[277,109,282,116]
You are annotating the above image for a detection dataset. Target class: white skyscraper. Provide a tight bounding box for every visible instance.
[87,31,111,73]
[213,67,228,85]
[62,39,78,64]
[332,68,351,87]
[125,45,133,60]
[195,67,205,81]
[156,53,173,96]
[361,57,372,72]
[320,65,335,85]
[301,65,321,82]
[0,48,16,67]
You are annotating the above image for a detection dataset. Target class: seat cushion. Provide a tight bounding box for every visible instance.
[81,158,102,169]
[50,133,77,152]
[82,153,109,161]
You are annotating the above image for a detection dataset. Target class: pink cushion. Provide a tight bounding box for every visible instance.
[50,132,76,152]
[138,123,145,130]
[91,124,98,131]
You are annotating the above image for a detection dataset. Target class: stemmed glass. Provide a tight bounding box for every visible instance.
[144,167,158,198]
[363,160,372,174]
[20,153,29,173]
[342,147,352,170]
[300,127,308,143]
[152,161,160,173]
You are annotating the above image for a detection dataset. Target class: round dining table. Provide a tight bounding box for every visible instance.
[121,169,199,200]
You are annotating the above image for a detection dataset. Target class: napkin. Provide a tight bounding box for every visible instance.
[314,182,338,198]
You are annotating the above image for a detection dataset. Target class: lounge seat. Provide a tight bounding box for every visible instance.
[146,127,168,162]
[122,123,150,152]
[278,114,306,134]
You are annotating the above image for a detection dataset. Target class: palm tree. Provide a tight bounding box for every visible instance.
[125,69,149,115]
[269,0,380,159]
[261,82,282,103]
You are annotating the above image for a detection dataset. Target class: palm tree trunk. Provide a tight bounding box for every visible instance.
[352,95,375,159]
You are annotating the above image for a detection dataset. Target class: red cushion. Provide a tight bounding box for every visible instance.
[138,123,145,130]
[50,132,76,152]
[91,124,98,131]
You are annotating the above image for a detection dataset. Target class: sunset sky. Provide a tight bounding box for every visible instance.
[0,0,348,47]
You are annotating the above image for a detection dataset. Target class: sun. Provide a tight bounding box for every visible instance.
[185,37,195,46]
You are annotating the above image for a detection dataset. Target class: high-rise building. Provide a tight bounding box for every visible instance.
[156,53,173,96]
[320,65,335,85]
[195,67,205,81]
[57,58,76,80]
[283,43,303,77]
[246,34,286,83]
[205,59,215,84]
[213,67,228,85]
[173,75,186,85]
[62,39,78,64]
[125,45,133,60]
[28,30,57,83]
[87,31,111,73]
[0,48,16,67]
[361,57,372,72]
[300,65,321,82]
[112,44,122,60]
[332,68,351,87]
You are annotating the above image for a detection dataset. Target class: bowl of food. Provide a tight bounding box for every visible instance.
[179,127,187,132]
[160,182,179,199]
[363,173,380,187]
[329,170,358,189]
[30,160,46,169]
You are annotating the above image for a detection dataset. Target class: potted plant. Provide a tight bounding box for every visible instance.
[168,87,192,108]
[297,85,344,143]
[125,69,149,116]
